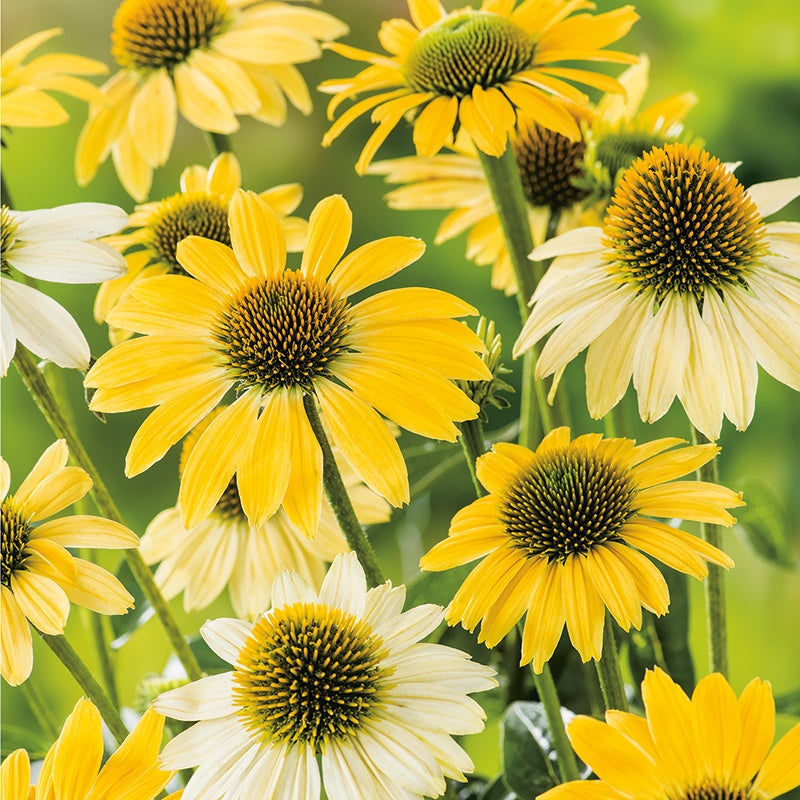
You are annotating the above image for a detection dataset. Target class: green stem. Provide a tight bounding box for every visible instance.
[692,426,728,677]
[39,632,129,744]
[303,394,385,587]
[20,679,60,740]
[458,417,486,497]
[594,618,628,711]
[89,609,119,707]
[205,131,234,156]
[531,663,581,782]
[13,346,204,682]
[1,170,13,207]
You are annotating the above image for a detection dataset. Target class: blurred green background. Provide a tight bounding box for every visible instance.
[2,0,800,784]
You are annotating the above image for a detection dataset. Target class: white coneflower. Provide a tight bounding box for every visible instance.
[1,202,127,375]
[155,552,496,799]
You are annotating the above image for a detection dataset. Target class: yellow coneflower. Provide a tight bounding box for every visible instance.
[420,427,742,672]
[1,441,137,686]
[155,552,496,800]
[139,407,390,619]
[320,0,638,173]
[1,28,106,128]
[76,0,348,200]
[539,667,800,800]
[86,190,490,536]
[369,56,696,295]
[514,144,800,440]
[0,700,176,800]
[95,151,307,343]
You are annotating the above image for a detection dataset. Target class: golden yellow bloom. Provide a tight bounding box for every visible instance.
[420,427,742,671]
[86,190,489,537]
[76,0,348,200]
[0,699,176,800]
[515,144,800,440]
[1,441,137,686]
[139,406,390,619]
[96,151,307,343]
[1,28,106,128]
[369,56,696,295]
[320,0,638,173]
[540,668,800,800]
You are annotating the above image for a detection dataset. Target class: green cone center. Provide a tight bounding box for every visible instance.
[1,497,31,587]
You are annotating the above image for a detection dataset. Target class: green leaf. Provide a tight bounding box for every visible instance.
[477,776,521,800]
[110,559,151,646]
[775,687,800,716]
[1,724,51,759]
[735,477,796,568]
[404,563,473,610]
[188,635,230,674]
[501,702,564,798]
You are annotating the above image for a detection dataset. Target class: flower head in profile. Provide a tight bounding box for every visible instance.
[96,151,307,343]
[1,202,127,376]
[154,552,496,800]
[369,56,696,295]
[539,667,800,800]
[86,190,490,536]
[139,406,391,619]
[320,0,638,173]
[514,144,800,440]
[420,427,742,672]
[76,0,348,200]
[1,441,137,685]
[1,28,106,128]
[0,699,176,800]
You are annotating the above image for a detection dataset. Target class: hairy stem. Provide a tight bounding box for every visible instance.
[595,618,628,711]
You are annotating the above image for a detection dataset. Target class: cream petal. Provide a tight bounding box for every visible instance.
[154,672,236,721]
[746,176,800,218]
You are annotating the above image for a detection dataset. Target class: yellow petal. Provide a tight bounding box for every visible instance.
[54,699,104,800]
[129,69,176,167]
[412,95,458,157]
[634,482,743,525]
[229,190,286,278]
[59,558,135,615]
[0,749,30,800]
[0,587,33,686]
[751,721,800,798]
[10,571,70,635]
[522,559,565,671]
[23,467,91,520]
[14,439,69,505]
[585,546,642,631]
[731,678,775,782]
[173,62,238,134]
[300,195,352,282]
[176,237,249,293]
[561,555,605,662]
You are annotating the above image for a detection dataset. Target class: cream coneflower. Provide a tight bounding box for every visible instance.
[86,190,490,536]
[420,427,743,672]
[154,552,497,800]
[369,56,697,295]
[514,144,800,440]
[1,202,128,376]
[320,0,638,173]
[1,28,106,128]
[1,441,137,686]
[0,700,176,800]
[539,667,800,800]
[139,406,391,619]
[76,0,348,200]
[96,151,307,343]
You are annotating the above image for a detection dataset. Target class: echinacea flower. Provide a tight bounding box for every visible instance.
[154,551,496,800]
[514,144,800,440]
[0,699,176,800]
[1,28,106,128]
[95,151,307,343]
[86,190,490,536]
[369,56,696,295]
[539,667,800,800]
[76,0,348,200]
[320,0,638,173]
[1,440,137,685]
[1,202,127,376]
[420,427,742,671]
[139,407,390,619]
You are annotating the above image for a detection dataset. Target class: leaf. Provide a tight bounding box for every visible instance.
[477,775,521,800]
[405,562,474,610]
[775,687,800,716]
[188,635,230,674]
[735,477,796,568]
[110,559,152,647]
[1,724,51,759]
[501,702,565,798]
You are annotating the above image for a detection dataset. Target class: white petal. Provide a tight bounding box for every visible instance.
[747,176,800,218]
[200,617,253,666]
[363,582,405,628]
[160,716,249,769]
[10,241,126,283]
[0,303,17,376]
[237,744,290,799]
[318,551,367,616]
[154,672,236,720]
[529,227,603,261]
[373,604,443,652]
[271,568,316,608]
[1,279,90,370]
[183,740,262,800]
[13,203,129,241]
